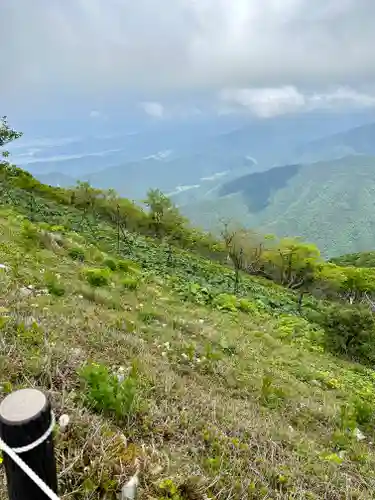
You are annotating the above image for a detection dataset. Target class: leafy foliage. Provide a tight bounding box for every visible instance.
[84,268,111,287]
[314,304,375,364]
[80,362,139,420]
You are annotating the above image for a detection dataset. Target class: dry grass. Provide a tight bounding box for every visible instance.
[1,212,375,499]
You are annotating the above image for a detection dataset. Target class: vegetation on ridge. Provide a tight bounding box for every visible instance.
[2,119,375,498]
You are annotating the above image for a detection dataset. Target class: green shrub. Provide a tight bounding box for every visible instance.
[275,314,325,347]
[68,247,85,262]
[118,259,141,274]
[212,293,238,312]
[45,272,65,296]
[20,220,39,245]
[237,298,259,314]
[79,362,139,420]
[260,374,287,409]
[103,257,118,271]
[121,276,140,291]
[83,268,111,287]
[317,304,375,363]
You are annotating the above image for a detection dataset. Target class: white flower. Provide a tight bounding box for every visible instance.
[181,353,188,360]
[59,414,70,432]
[161,351,167,357]
[164,341,171,350]
[353,427,366,441]
[121,474,139,500]
[0,264,9,271]
[198,319,204,324]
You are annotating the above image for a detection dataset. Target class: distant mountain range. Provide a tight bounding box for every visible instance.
[9,111,375,257]
[10,110,375,201]
[180,154,375,257]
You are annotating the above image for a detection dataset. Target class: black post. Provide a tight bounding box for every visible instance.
[0,388,58,500]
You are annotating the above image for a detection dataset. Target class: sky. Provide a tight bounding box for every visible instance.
[1,0,375,120]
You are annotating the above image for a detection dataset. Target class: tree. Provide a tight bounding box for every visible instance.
[221,222,244,293]
[341,266,375,304]
[263,237,321,289]
[144,189,186,241]
[0,117,23,204]
[0,116,22,159]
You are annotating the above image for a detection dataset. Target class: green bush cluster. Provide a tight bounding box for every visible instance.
[121,276,140,290]
[83,268,111,287]
[314,304,375,364]
[79,362,139,420]
[68,246,85,262]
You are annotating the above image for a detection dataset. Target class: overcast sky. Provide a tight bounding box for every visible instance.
[1,0,375,119]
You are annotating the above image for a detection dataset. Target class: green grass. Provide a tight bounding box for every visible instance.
[2,196,375,498]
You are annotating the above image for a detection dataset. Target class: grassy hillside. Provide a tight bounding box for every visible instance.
[2,170,375,499]
[181,155,375,257]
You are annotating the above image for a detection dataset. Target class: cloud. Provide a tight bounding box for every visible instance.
[140,102,164,118]
[218,86,375,118]
[89,110,102,119]
[1,0,375,109]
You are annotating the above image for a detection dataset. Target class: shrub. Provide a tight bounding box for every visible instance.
[276,314,325,346]
[317,304,375,364]
[83,268,111,287]
[68,247,85,262]
[118,259,141,274]
[20,220,39,245]
[103,257,118,271]
[237,298,259,314]
[212,293,238,312]
[45,272,65,296]
[121,276,140,291]
[79,362,139,420]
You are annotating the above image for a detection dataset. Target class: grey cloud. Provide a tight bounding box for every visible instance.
[1,0,375,105]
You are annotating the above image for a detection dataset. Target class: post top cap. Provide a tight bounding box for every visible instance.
[0,388,47,424]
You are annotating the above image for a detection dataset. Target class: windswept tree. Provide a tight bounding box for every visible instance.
[0,116,22,160]
[341,266,375,304]
[144,188,186,241]
[264,237,321,289]
[0,116,23,203]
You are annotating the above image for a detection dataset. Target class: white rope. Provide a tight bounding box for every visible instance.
[11,412,55,454]
[0,412,60,500]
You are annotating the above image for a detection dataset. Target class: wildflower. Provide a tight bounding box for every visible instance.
[59,414,70,432]
[354,428,366,441]
[121,473,139,500]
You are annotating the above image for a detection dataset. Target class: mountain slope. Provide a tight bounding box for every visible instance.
[294,122,375,163]
[181,155,375,257]
[3,169,375,498]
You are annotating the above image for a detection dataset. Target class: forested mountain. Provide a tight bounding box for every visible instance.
[180,155,375,257]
